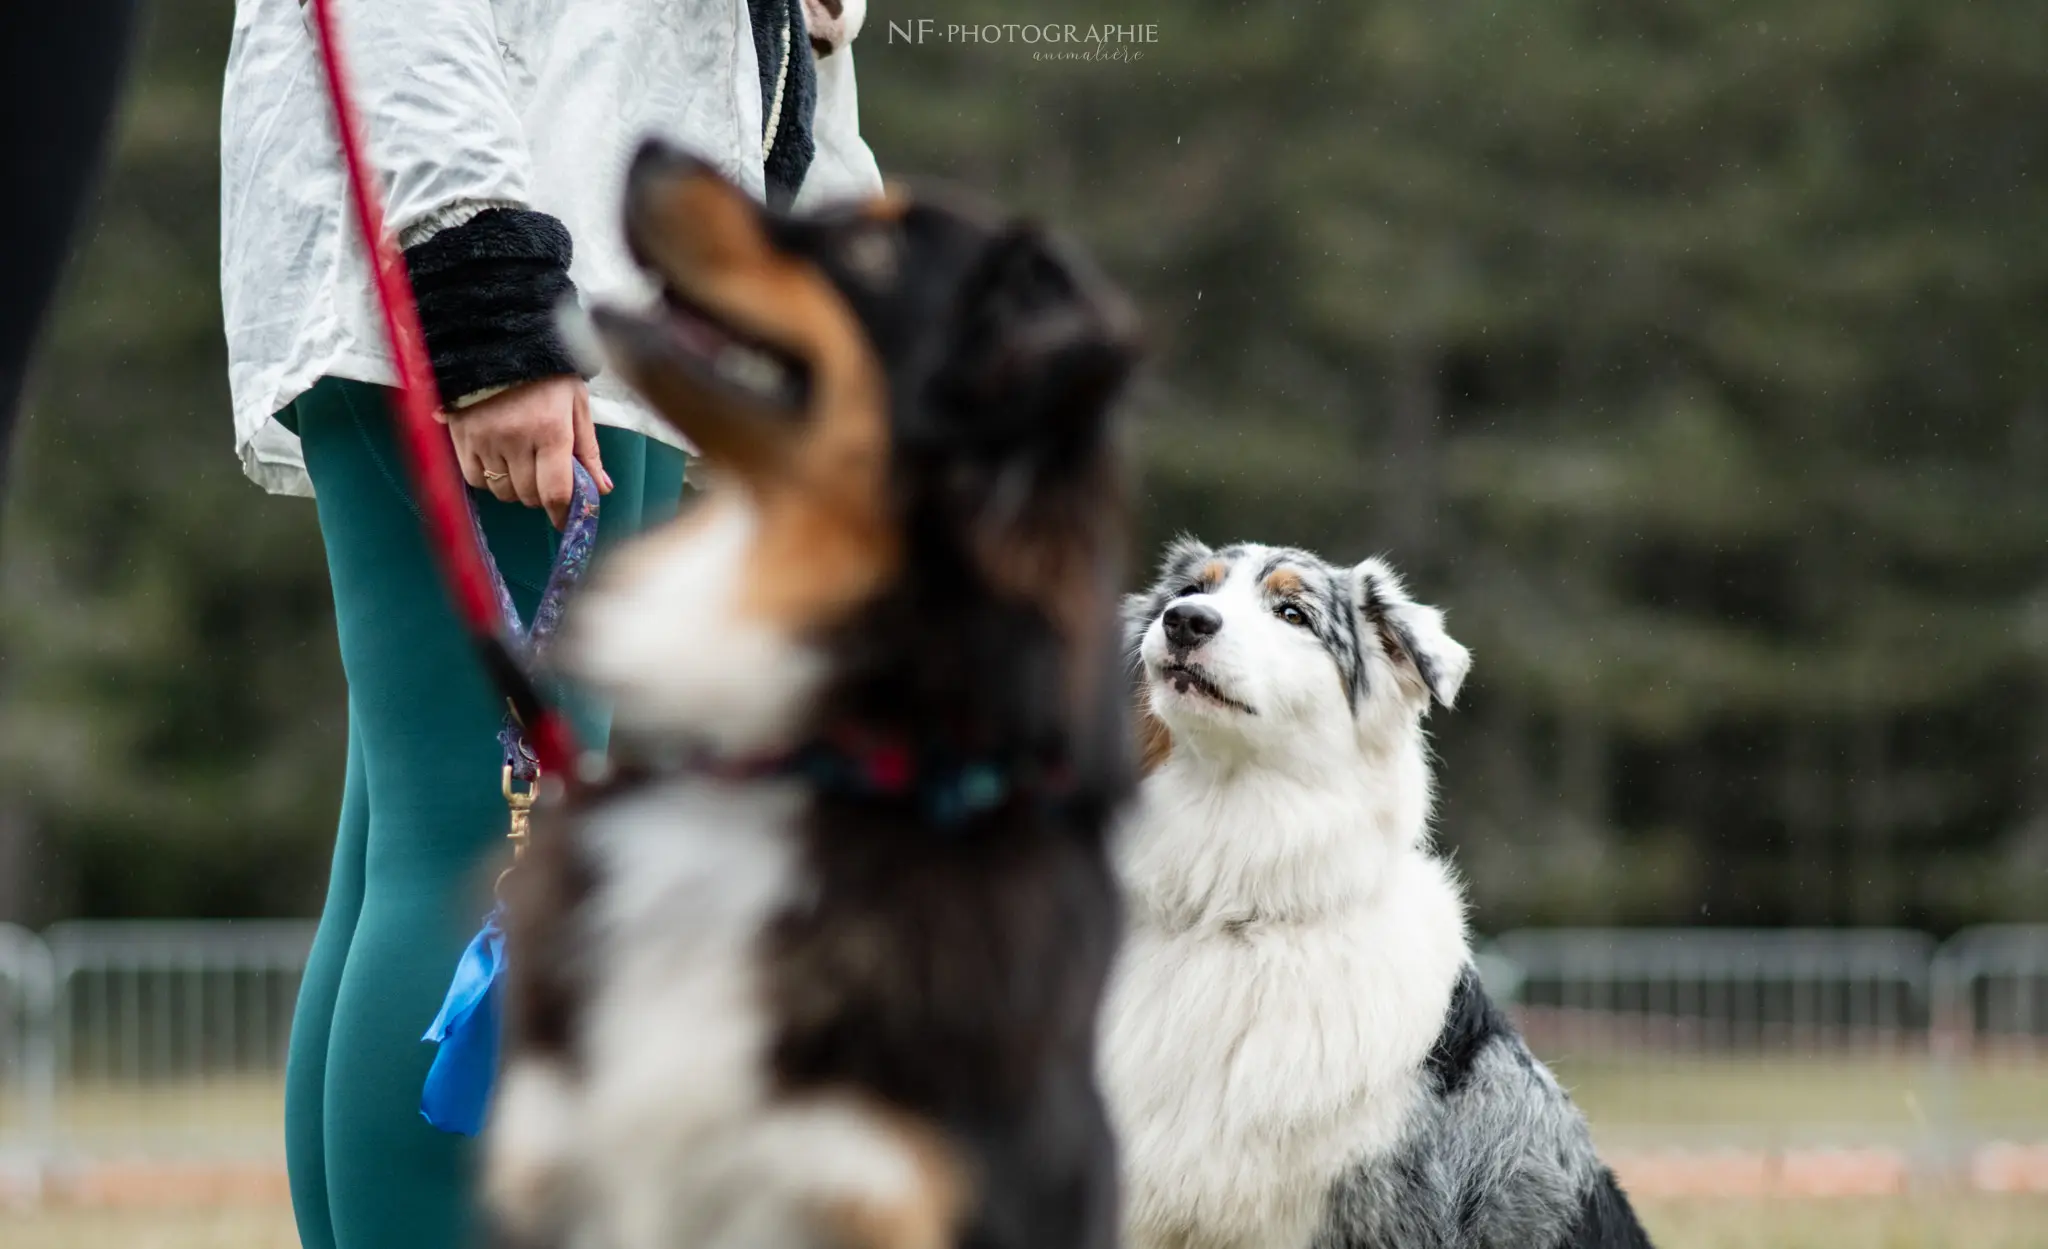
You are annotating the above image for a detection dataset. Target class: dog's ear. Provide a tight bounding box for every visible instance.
[932,223,1139,459]
[1354,557,1470,709]
[1154,534,1215,579]
[1123,536,1214,647]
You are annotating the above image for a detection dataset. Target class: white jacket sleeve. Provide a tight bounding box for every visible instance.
[321,0,534,244]
[794,47,884,212]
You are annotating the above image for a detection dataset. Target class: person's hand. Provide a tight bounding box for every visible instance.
[440,376,613,528]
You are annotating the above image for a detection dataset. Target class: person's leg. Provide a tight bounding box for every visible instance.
[292,378,659,1249]
[592,425,649,536]
[643,441,689,528]
[284,709,367,1249]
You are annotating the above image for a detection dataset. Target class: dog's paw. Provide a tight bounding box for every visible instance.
[484,1059,581,1234]
[808,1104,966,1249]
[817,1188,954,1249]
[689,1096,966,1249]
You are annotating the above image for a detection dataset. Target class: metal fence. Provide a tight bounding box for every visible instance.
[1492,927,1940,1054]
[1,921,312,1177]
[43,921,310,1087]
[0,922,55,1194]
[0,921,2043,1179]
[1934,925,2048,1053]
[1485,926,2048,1161]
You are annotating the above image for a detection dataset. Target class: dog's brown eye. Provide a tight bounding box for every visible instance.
[1173,584,1202,599]
[1277,603,1308,628]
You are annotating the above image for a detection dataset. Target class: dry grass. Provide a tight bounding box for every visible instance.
[1552,1055,2048,1145]
[3,1063,2044,1248]
[6,1198,2048,1249]
[0,1078,282,1157]
[1641,1196,2048,1248]
[0,1205,297,1249]
[11,1058,2041,1150]
[9,1059,2043,1155]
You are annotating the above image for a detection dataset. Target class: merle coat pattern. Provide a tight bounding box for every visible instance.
[1105,539,1651,1249]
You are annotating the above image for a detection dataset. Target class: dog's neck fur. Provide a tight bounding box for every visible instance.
[1121,703,1445,932]
[1106,698,1471,1249]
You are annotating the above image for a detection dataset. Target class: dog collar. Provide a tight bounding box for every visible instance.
[595,730,1070,828]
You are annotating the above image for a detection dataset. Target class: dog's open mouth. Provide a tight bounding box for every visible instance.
[1159,660,1256,715]
[664,282,812,409]
[591,283,814,412]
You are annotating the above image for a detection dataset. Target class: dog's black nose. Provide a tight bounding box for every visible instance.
[1162,601,1223,651]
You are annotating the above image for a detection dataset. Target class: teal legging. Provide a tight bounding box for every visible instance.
[281,377,685,1249]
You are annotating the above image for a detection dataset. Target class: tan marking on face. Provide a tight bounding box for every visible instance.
[633,168,775,280]
[739,467,896,635]
[860,191,910,222]
[1264,568,1305,598]
[1198,560,1227,589]
[623,165,900,637]
[815,1106,968,1249]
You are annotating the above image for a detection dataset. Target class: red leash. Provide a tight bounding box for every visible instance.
[308,0,581,780]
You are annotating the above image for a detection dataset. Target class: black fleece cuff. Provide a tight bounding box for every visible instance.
[402,207,587,404]
[750,0,817,210]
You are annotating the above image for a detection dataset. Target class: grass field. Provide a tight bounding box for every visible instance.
[1553,1054,2048,1146]
[0,1206,298,1249]
[7,1198,2048,1249]
[1642,1197,2048,1247]
[2,1079,286,1155]
[18,1055,2043,1151]
[3,1058,2045,1248]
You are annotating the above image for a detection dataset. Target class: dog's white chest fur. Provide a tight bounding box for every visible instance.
[1102,758,1469,1249]
[491,780,949,1249]
[580,779,800,1153]
[490,780,804,1249]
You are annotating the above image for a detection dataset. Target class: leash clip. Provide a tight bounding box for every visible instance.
[502,764,536,856]
[496,764,537,897]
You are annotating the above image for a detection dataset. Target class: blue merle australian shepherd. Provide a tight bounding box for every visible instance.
[1103,539,1653,1249]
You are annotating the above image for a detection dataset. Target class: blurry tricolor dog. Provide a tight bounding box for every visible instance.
[1103,540,1653,1249]
[483,142,1138,1249]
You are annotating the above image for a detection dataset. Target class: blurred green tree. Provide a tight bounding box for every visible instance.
[857,0,2048,927]
[0,3,343,922]
[2,0,2042,928]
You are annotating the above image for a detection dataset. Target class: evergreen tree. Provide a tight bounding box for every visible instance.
[3,0,2041,928]
[859,0,2048,927]
[0,4,343,921]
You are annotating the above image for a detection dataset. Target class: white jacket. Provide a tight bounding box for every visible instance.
[220,0,881,496]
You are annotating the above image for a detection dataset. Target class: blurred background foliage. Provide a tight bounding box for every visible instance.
[2,0,2044,929]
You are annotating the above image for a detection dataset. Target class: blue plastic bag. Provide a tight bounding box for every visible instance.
[420,905,506,1136]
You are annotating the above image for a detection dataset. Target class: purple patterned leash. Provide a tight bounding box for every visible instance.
[419,457,599,1138]
[471,460,602,784]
